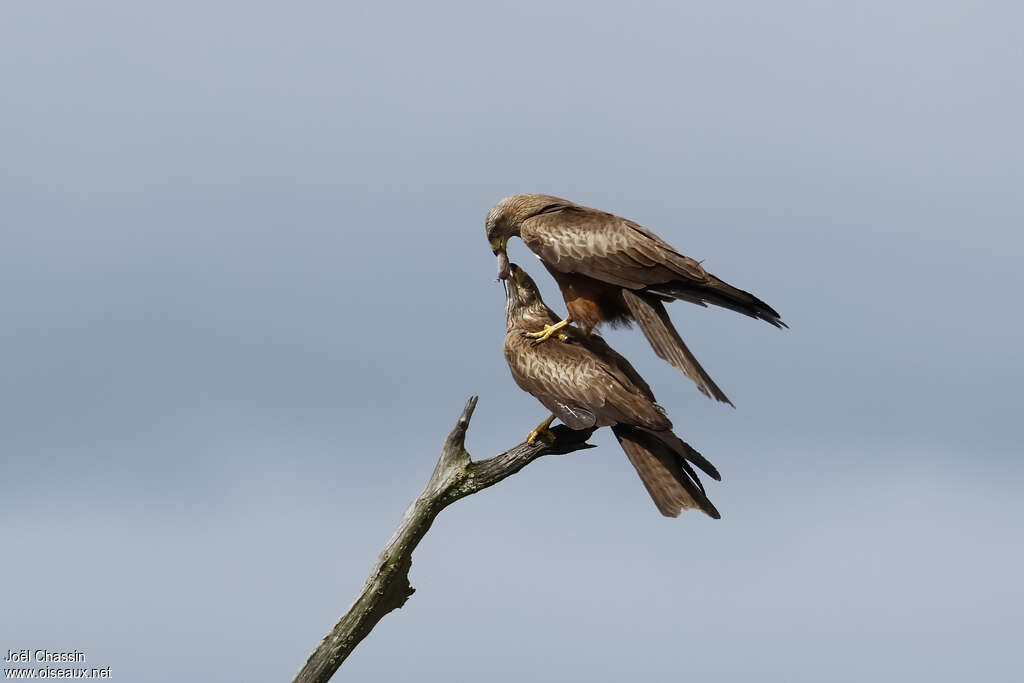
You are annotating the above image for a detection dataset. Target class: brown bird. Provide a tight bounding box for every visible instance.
[503,263,721,518]
[487,193,785,405]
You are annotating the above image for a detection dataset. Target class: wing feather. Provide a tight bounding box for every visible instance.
[520,205,712,289]
[520,203,786,326]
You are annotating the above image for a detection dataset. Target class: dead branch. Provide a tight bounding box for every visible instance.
[292,396,596,683]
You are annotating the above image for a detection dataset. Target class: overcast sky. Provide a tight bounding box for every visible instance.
[2,2,1021,681]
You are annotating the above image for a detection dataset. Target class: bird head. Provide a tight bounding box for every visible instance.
[486,193,572,280]
[504,263,545,325]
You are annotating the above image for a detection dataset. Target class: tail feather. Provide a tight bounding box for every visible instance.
[612,424,721,519]
[621,290,733,406]
[636,426,721,482]
[645,276,787,329]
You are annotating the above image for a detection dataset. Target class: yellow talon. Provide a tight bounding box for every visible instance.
[525,318,571,344]
[527,426,556,445]
[526,415,557,445]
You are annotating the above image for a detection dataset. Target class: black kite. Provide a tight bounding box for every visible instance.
[503,263,720,518]
[487,194,785,405]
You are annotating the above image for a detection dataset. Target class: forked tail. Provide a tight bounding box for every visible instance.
[612,424,721,519]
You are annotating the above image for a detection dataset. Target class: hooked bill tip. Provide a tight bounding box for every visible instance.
[496,250,510,280]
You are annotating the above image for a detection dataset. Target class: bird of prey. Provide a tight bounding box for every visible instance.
[503,262,721,518]
[487,193,785,405]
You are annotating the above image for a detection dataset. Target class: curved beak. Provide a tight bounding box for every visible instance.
[491,236,510,280]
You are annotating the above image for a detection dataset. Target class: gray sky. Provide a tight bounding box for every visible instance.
[2,1,1021,681]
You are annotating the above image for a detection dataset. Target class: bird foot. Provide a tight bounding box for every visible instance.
[526,426,556,445]
[526,414,557,445]
[524,319,571,345]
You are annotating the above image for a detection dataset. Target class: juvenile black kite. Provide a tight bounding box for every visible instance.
[487,194,785,405]
[503,263,720,518]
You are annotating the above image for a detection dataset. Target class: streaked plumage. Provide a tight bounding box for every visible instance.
[487,193,786,405]
[503,263,720,518]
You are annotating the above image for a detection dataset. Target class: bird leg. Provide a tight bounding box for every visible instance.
[526,414,557,445]
[524,317,571,344]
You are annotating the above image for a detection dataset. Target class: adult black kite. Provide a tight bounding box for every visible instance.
[503,263,720,518]
[487,194,785,405]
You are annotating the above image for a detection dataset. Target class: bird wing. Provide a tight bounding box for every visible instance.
[620,290,732,404]
[519,204,713,289]
[504,330,670,432]
[573,331,656,402]
[521,203,786,327]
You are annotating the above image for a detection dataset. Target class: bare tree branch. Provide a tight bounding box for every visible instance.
[292,396,596,683]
